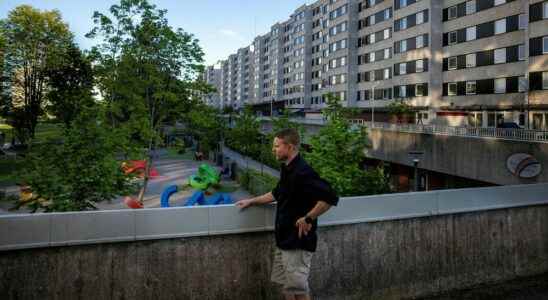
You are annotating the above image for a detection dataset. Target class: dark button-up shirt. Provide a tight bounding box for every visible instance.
[271,154,339,252]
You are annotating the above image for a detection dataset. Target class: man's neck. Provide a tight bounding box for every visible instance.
[285,151,299,166]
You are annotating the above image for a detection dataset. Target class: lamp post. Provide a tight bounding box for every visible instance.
[408,150,424,192]
[371,85,376,126]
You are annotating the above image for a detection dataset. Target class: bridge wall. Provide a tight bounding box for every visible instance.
[1,184,547,299]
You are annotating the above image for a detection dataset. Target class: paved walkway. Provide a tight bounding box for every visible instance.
[221,146,280,178]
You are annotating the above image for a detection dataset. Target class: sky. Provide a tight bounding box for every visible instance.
[0,0,310,66]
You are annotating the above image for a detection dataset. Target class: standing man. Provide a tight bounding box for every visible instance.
[236,128,339,300]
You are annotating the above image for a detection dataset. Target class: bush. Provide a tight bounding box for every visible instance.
[237,168,278,196]
[20,109,137,212]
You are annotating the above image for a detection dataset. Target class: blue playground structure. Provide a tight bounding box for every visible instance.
[160,186,233,208]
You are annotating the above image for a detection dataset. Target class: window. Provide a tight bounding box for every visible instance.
[399,63,407,75]
[399,85,407,97]
[494,78,506,93]
[401,18,408,30]
[466,26,476,41]
[544,37,548,54]
[449,31,458,45]
[416,11,424,25]
[448,6,457,20]
[466,81,476,94]
[448,83,457,96]
[384,48,391,59]
[519,14,527,30]
[466,0,476,15]
[518,44,525,60]
[448,57,457,70]
[416,59,424,72]
[543,72,548,89]
[494,48,506,64]
[466,53,476,68]
[494,0,505,6]
[416,84,425,96]
[370,33,376,44]
[370,52,376,62]
[545,2,548,19]
[518,76,527,92]
[400,39,407,52]
[383,28,390,40]
[495,19,506,35]
[384,68,390,79]
[416,35,424,48]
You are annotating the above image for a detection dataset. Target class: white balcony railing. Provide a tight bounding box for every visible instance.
[348,120,548,143]
[256,116,548,143]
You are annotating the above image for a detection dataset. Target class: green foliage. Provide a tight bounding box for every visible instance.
[87,0,207,201]
[237,168,278,196]
[225,105,261,159]
[303,93,391,197]
[21,108,137,212]
[46,44,95,128]
[387,101,412,123]
[0,5,74,142]
[184,103,224,154]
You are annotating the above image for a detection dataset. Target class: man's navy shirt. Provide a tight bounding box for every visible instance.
[272,153,339,252]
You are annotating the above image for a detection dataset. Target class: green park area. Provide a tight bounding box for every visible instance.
[0,1,391,213]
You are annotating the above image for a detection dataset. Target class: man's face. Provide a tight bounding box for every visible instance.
[272,137,293,161]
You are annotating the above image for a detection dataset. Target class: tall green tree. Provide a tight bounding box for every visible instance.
[87,0,206,203]
[0,5,73,143]
[46,44,95,128]
[304,93,391,196]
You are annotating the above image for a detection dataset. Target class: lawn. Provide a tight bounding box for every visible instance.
[0,122,63,186]
[0,158,24,186]
[0,122,63,145]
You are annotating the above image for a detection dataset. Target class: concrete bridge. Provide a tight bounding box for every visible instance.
[1,183,547,299]
[258,118,548,187]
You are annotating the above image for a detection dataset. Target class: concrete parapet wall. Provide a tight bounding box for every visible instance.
[366,128,548,185]
[1,184,548,299]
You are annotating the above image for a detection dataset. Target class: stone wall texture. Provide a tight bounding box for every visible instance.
[1,205,547,300]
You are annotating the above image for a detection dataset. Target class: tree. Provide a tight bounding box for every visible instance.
[0,5,73,143]
[226,105,262,158]
[45,44,95,128]
[20,107,137,212]
[303,93,391,196]
[87,0,206,203]
[387,101,412,123]
[185,102,225,154]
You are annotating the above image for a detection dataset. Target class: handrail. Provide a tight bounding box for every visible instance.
[347,120,548,143]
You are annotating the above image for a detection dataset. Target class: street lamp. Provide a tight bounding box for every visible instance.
[408,150,424,192]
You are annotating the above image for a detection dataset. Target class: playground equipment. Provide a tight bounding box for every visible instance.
[121,160,159,178]
[159,164,235,208]
[160,186,233,207]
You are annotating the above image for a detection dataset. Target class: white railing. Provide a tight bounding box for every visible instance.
[347,120,548,143]
[254,117,548,143]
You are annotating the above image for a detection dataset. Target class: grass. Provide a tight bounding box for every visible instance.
[0,122,63,187]
[0,158,24,186]
[0,122,63,145]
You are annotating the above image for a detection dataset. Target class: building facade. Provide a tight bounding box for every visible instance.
[204,0,548,129]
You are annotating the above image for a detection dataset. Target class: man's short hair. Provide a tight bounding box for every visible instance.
[275,128,300,147]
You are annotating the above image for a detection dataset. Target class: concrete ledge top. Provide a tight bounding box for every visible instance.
[1,183,547,251]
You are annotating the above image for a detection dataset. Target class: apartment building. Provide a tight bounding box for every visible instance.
[201,65,222,108]
[205,0,548,129]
